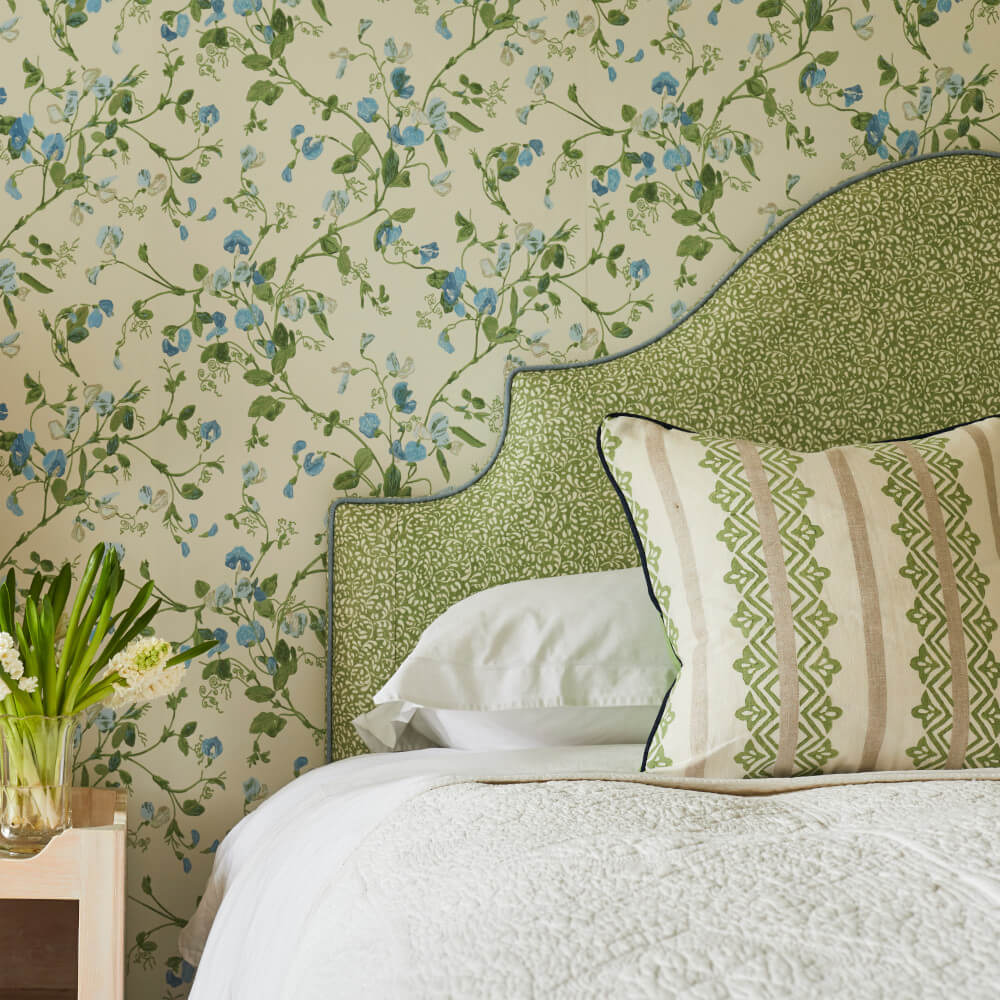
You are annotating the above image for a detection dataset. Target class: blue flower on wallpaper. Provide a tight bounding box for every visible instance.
[393,382,417,414]
[161,12,190,39]
[663,144,692,171]
[140,802,154,822]
[302,136,324,159]
[198,104,221,128]
[9,429,34,472]
[442,267,467,307]
[388,124,425,147]
[235,305,264,329]
[635,151,657,179]
[522,229,546,254]
[473,287,498,314]
[165,962,196,988]
[293,756,309,777]
[236,622,265,647]
[843,84,863,106]
[359,413,380,438]
[91,76,113,100]
[419,242,439,264]
[210,628,229,655]
[942,73,964,97]
[234,0,263,13]
[241,461,261,486]
[375,222,403,249]
[392,440,427,462]
[897,129,919,157]
[9,114,34,154]
[41,133,65,161]
[428,99,449,133]
[799,62,826,92]
[205,0,226,24]
[42,449,66,477]
[592,167,621,196]
[303,452,325,476]
[526,65,554,93]
[225,545,254,571]
[0,403,7,420]
[357,97,378,122]
[243,778,261,802]
[630,259,651,282]
[391,68,414,99]
[865,109,890,154]
[435,15,452,39]
[438,331,455,353]
[201,737,223,760]
[199,420,221,443]
[94,708,116,733]
[5,495,22,516]
[223,229,252,255]
[651,71,680,96]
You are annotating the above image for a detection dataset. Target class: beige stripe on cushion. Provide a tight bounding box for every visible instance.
[965,422,1000,561]
[898,442,970,770]
[645,429,708,777]
[828,449,887,771]
[736,441,799,776]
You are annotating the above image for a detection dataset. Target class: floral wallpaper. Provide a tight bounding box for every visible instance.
[0,0,996,994]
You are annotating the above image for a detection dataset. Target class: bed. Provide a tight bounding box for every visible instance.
[180,150,1000,998]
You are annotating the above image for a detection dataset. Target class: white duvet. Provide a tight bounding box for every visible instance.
[181,747,1000,999]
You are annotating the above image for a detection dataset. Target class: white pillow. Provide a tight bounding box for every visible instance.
[352,568,674,752]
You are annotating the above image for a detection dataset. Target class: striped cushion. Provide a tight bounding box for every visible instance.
[598,413,1000,778]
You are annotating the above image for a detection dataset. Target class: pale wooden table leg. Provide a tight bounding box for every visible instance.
[76,825,125,1000]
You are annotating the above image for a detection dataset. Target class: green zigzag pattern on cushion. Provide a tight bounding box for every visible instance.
[872,437,1000,769]
[330,152,1000,762]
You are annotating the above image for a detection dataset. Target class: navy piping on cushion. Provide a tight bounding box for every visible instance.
[325,149,1000,763]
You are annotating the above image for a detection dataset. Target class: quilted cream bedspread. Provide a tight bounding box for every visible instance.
[285,775,1000,998]
[182,747,1000,999]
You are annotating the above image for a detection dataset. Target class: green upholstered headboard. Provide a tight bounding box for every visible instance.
[327,150,1000,762]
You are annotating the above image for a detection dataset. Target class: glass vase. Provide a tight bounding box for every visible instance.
[0,714,76,858]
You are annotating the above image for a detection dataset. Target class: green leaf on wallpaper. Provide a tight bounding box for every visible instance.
[672,209,701,226]
[450,111,484,133]
[180,799,205,816]
[250,712,287,738]
[741,154,759,179]
[334,470,361,490]
[247,80,283,105]
[850,111,873,131]
[382,148,399,186]
[352,132,373,157]
[621,104,637,122]
[248,395,286,421]
[19,273,53,294]
[179,167,201,183]
[200,26,228,48]
[392,207,416,222]
[877,55,898,85]
[331,154,358,174]
[480,2,495,27]
[192,263,208,281]
[49,161,66,187]
[434,133,448,166]
[816,50,839,65]
[805,0,822,29]
[610,322,633,339]
[383,464,402,497]
[354,447,375,473]
[436,449,450,482]
[678,234,712,260]
[686,98,704,122]
[23,58,42,88]
[756,0,781,17]
[312,0,332,24]
[338,249,351,275]
[180,483,204,500]
[242,54,272,70]
[245,686,274,703]
[194,580,210,598]
[451,425,486,448]
[607,9,629,25]
[244,370,274,386]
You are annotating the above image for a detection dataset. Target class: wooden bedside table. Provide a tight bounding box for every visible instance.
[0,788,126,1000]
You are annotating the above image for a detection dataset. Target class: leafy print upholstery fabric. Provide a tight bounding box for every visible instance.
[599,413,1000,778]
[0,0,997,994]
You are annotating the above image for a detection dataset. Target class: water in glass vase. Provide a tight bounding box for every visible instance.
[0,714,76,857]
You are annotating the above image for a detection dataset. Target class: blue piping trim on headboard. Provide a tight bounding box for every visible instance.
[324,148,1000,762]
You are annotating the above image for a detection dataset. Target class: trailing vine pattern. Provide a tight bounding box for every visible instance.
[0,1,996,995]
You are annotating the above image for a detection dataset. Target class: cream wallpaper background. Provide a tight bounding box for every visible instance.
[0,0,997,994]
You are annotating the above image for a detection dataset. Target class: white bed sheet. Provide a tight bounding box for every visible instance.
[181,747,1000,1000]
